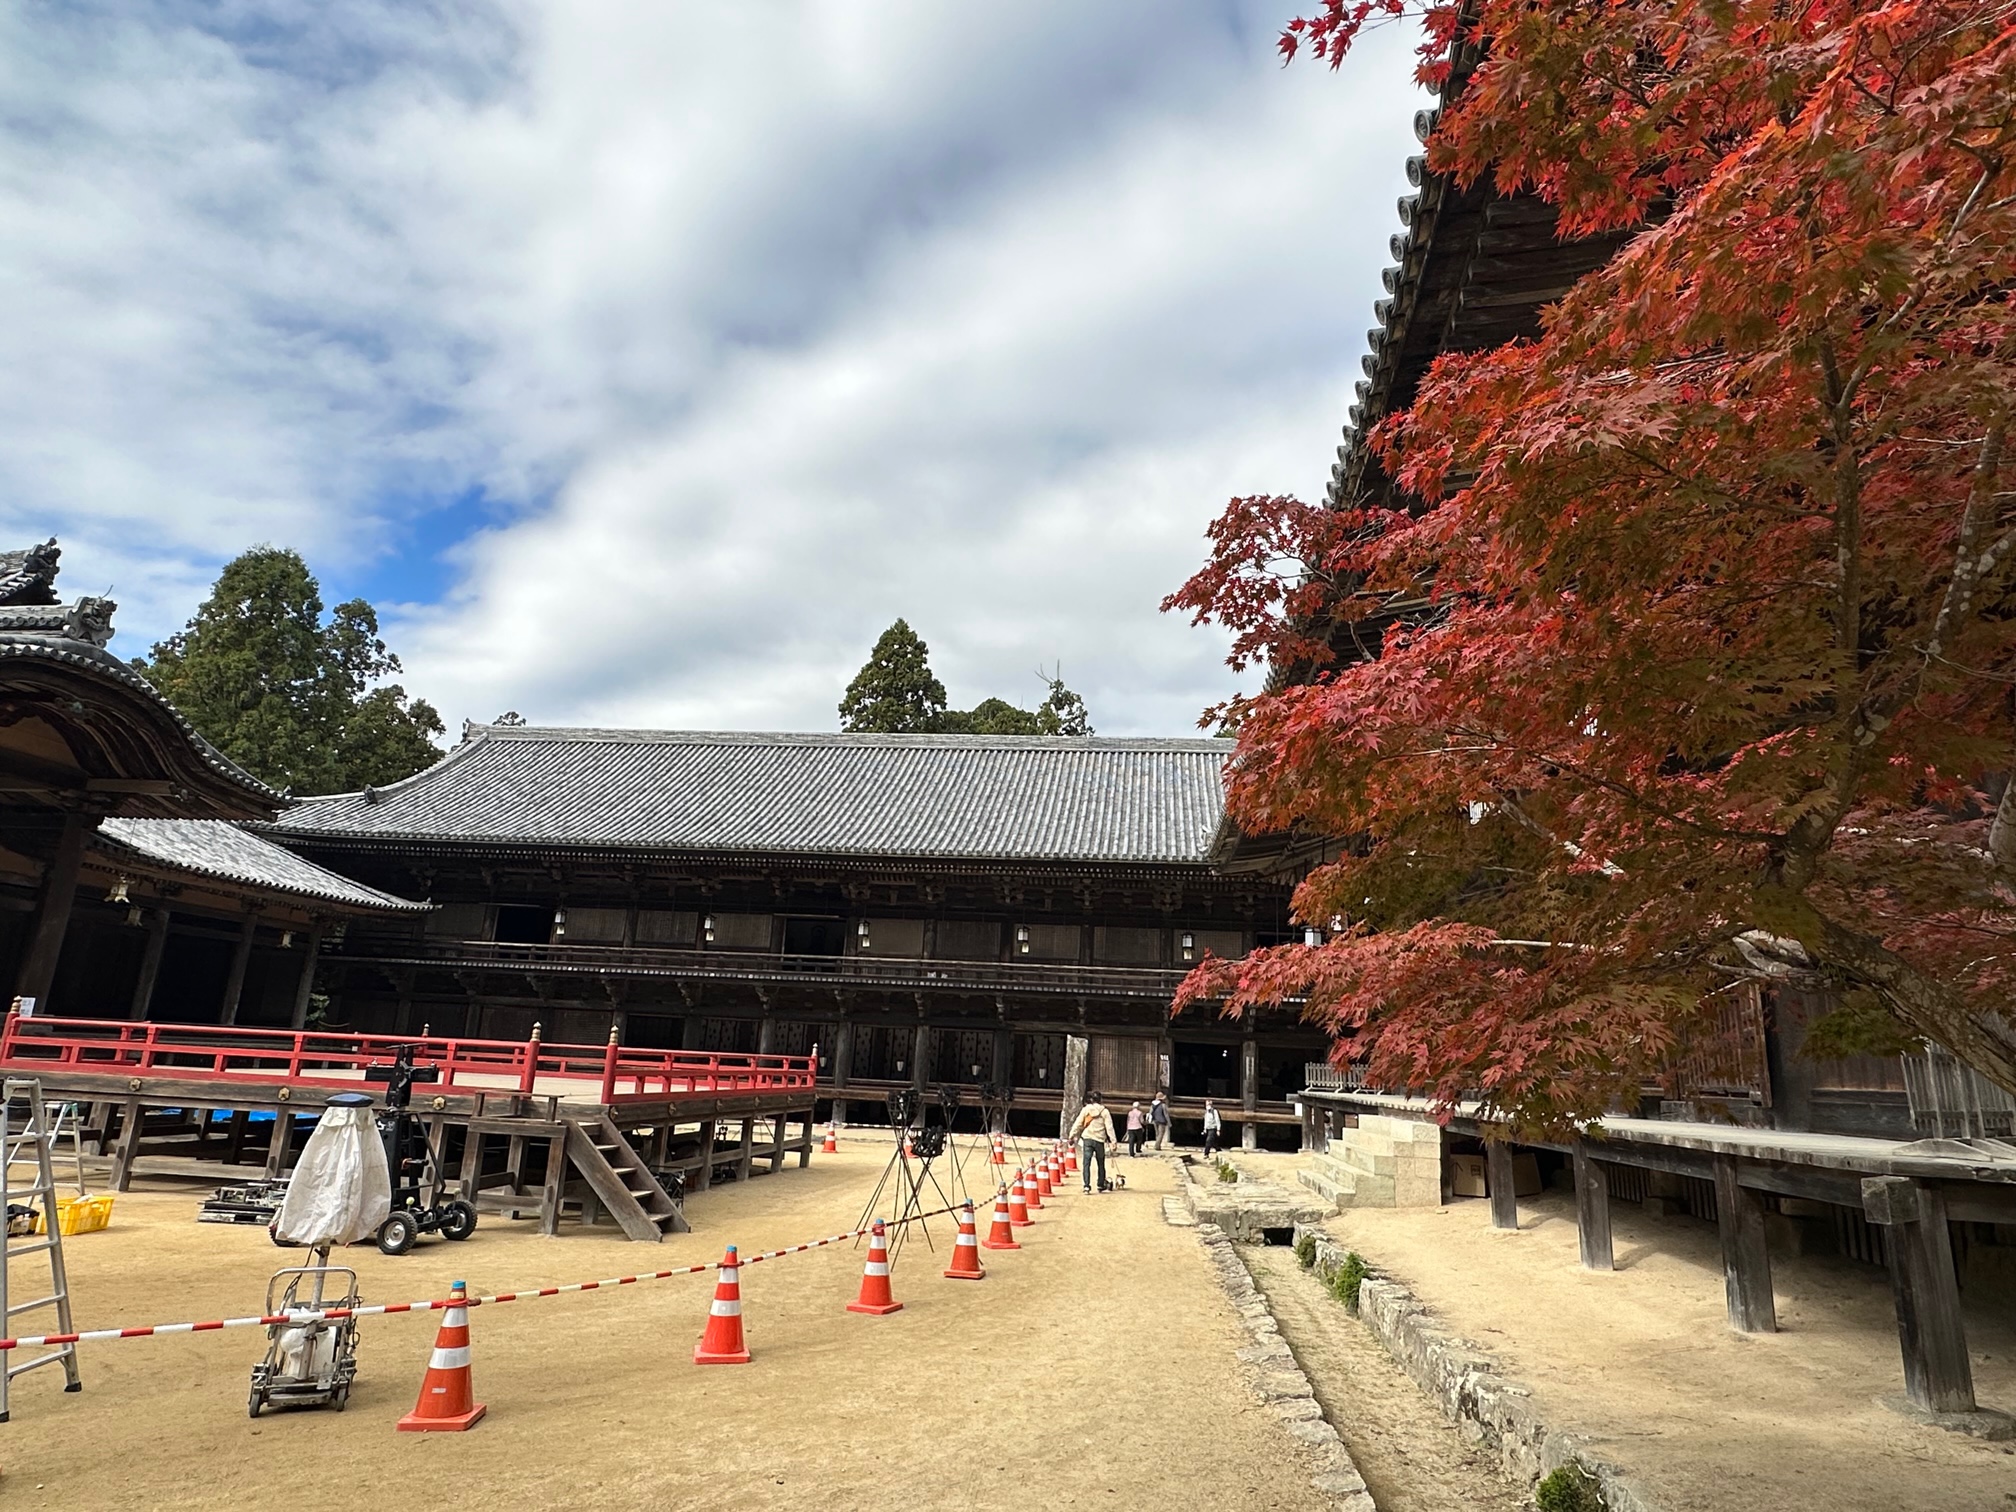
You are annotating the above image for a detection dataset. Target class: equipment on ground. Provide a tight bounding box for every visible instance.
[247,1260,361,1417]
[252,1092,388,1415]
[199,1178,292,1227]
[363,1044,477,1254]
[1,1077,82,1420]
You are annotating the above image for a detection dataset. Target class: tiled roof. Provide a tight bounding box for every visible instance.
[269,726,1233,865]
[98,819,430,913]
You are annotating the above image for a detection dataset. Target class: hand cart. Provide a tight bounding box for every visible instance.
[247,1247,360,1416]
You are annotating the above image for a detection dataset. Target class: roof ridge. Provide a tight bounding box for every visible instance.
[460,724,1231,752]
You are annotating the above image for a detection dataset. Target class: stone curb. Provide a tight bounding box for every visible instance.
[1294,1223,1660,1512]
[1172,1204,1378,1512]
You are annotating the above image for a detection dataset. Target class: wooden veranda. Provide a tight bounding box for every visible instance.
[0,1010,819,1241]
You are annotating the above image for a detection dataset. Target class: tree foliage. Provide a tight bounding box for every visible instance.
[839,619,949,732]
[840,623,1094,735]
[137,547,444,796]
[1168,1,2016,1121]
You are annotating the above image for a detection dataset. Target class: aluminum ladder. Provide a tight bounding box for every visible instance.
[2,1077,82,1420]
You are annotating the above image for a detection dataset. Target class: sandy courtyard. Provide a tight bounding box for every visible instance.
[1302,1166,2016,1512]
[2,1141,1329,1511]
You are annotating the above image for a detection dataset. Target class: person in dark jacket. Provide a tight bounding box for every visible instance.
[1148,1093,1171,1150]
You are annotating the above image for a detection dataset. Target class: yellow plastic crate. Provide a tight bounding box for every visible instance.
[33,1194,114,1236]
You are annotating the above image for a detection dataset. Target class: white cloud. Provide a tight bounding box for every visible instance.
[0,1,1424,730]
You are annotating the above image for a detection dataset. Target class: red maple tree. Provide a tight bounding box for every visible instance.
[1168,1,2016,1126]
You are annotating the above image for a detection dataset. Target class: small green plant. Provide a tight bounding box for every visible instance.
[1214,1158,1239,1183]
[1294,1231,1317,1269]
[1327,1250,1369,1310]
[1534,1464,1605,1512]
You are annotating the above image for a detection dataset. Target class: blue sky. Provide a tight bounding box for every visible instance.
[0,2,1424,735]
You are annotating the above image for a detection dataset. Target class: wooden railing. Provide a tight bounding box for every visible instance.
[0,1011,815,1107]
[327,937,1194,999]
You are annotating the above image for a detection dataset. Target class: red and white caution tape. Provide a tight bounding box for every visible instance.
[0,1201,968,1352]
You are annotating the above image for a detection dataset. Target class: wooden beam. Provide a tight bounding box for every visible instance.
[1864,1177,1976,1414]
[1486,1142,1520,1231]
[108,1098,143,1192]
[217,914,256,1025]
[288,924,323,1030]
[1240,1034,1259,1151]
[1572,1142,1613,1271]
[539,1133,566,1236]
[129,907,170,1019]
[15,812,90,1009]
[1715,1154,1776,1332]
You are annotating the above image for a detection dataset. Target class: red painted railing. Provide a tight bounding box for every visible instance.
[0,1012,815,1107]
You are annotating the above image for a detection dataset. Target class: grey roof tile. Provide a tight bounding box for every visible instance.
[269,726,1233,865]
[99,818,430,913]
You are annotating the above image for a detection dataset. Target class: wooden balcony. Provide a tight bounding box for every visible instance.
[327,936,1195,1002]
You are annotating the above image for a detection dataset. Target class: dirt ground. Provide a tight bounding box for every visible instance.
[1,1142,1335,1512]
[1287,1159,2016,1512]
[1240,1244,1528,1512]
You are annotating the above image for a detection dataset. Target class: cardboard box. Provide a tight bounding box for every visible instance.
[1447,1151,1542,1198]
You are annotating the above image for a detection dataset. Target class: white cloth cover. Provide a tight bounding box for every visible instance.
[273,1104,392,1246]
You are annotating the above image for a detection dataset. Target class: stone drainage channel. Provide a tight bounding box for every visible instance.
[1170,1155,1656,1512]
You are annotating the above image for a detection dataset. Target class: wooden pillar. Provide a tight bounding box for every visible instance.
[539,1133,567,1236]
[218,914,256,1025]
[1486,1141,1520,1230]
[288,924,323,1030]
[263,1113,295,1178]
[1864,1176,1975,1413]
[736,1117,755,1181]
[1714,1154,1776,1332]
[224,1109,250,1164]
[1061,1034,1089,1139]
[831,1021,853,1128]
[769,1112,787,1174]
[798,1107,814,1168]
[694,1121,717,1193]
[758,1016,778,1055]
[108,1098,143,1192]
[1240,1035,1259,1151]
[128,907,170,1019]
[458,1126,483,1202]
[910,1023,929,1092]
[1572,1142,1613,1271]
[14,812,90,1010]
[992,1027,1014,1091]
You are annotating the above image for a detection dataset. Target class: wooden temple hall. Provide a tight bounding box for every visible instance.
[0,543,820,1239]
[266,724,1324,1149]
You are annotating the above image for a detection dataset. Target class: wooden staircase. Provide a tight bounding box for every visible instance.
[565,1115,688,1241]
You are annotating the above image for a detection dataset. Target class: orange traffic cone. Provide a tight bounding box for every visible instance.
[1064,1142,1079,1175]
[1026,1157,1047,1207]
[694,1246,752,1364]
[991,1131,1006,1168]
[1045,1149,1063,1194]
[1008,1169,1032,1226]
[848,1220,903,1315]
[981,1186,1021,1251]
[397,1280,487,1432]
[822,1123,838,1154]
[943,1201,986,1280]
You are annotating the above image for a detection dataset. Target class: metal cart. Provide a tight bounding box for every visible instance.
[248,1247,360,1416]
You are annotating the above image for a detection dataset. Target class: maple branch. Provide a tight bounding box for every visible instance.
[1492,797,1625,878]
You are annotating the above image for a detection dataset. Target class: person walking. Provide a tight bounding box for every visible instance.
[1125,1101,1147,1157]
[1201,1098,1223,1158]
[1149,1093,1170,1151]
[1069,1091,1117,1192]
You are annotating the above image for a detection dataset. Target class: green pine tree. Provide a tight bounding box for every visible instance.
[135,547,444,794]
[838,619,949,732]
